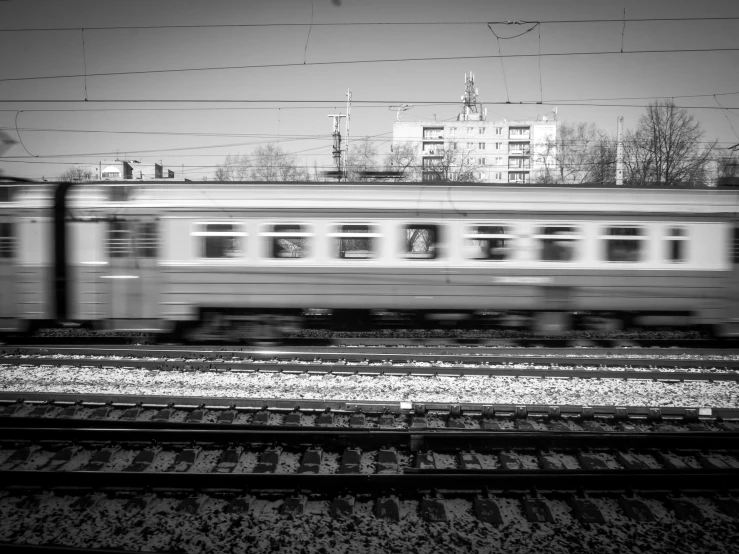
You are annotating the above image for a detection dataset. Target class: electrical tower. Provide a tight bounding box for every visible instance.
[327,114,346,180]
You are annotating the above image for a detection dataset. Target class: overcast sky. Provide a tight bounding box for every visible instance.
[0,0,738,180]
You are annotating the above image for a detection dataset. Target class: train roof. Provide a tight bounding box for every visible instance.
[58,180,739,217]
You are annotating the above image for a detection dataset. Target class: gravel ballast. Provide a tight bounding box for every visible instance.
[1,365,738,407]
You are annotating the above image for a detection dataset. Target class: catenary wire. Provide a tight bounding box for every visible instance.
[1,47,738,83]
[1,17,738,31]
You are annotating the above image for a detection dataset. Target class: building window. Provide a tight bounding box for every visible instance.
[101,166,121,180]
[665,227,687,263]
[449,127,456,136]
[495,127,503,135]
[478,142,485,150]
[603,226,644,262]
[478,158,486,165]
[423,128,444,140]
[479,127,486,135]
[263,224,311,258]
[193,222,246,259]
[331,224,379,259]
[536,226,580,262]
[465,225,513,260]
[494,157,503,165]
[509,172,528,183]
[495,172,502,180]
[495,142,502,150]
[467,127,474,135]
[0,222,14,258]
[404,225,440,259]
[466,142,474,150]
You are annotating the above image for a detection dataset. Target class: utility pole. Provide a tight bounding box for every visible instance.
[328,114,346,180]
[616,116,624,186]
[345,89,352,169]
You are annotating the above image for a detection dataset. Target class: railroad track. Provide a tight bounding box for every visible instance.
[2,419,739,549]
[5,335,739,349]
[2,415,739,488]
[3,402,739,551]
[3,345,739,383]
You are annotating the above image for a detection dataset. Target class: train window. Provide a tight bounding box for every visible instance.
[464,225,514,260]
[0,187,13,202]
[535,226,580,262]
[330,224,380,259]
[665,226,687,263]
[263,224,311,259]
[603,226,644,262]
[192,222,246,259]
[107,221,132,258]
[404,224,440,259]
[108,186,133,202]
[136,222,157,258]
[0,222,14,258]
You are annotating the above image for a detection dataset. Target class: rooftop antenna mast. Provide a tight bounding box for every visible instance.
[461,72,480,120]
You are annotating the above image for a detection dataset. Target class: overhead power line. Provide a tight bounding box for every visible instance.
[1,99,736,110]
[0,92,737,112]
[1,47,738,83]
[1,17,738,31]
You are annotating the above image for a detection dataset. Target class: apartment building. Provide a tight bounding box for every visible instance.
[393,118,557,183]
[391,74,557,183]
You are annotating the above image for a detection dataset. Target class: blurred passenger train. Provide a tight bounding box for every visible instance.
[1,178,738,339]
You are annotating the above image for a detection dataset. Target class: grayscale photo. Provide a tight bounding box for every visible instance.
[0,1,738,552]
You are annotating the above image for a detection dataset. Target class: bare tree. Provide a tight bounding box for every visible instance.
[533,122,606,184]
[214,145,307,181]
[214,153,251,181]
[344,137,380,181]
[624,100,715,187]
[58,166,94,183]
[587,131,617,185]
[421,141,480,182]
[383,142,420,181]
[250,144,306,181]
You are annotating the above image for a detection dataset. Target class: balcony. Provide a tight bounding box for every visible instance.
[422,142,443,156]
[508,142,531,156]
[423,128,444,140]
[509,127,530,140]
[508,158,531,170]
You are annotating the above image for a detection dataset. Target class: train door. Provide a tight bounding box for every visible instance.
[0,219,17,330]
[105,218,159,329]
[728,224,739,336]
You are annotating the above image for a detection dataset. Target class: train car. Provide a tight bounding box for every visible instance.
[60,181,739,339]
[0,178,56,334]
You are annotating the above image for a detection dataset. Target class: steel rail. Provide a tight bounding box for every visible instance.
[5,344,739,359]
[3,391,739,419]
[3,468,736,493]
[4,336,739,349]
[3,356,738,381]
[2,426,738,450]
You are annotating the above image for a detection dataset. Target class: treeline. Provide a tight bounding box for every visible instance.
[532,100,736,187]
